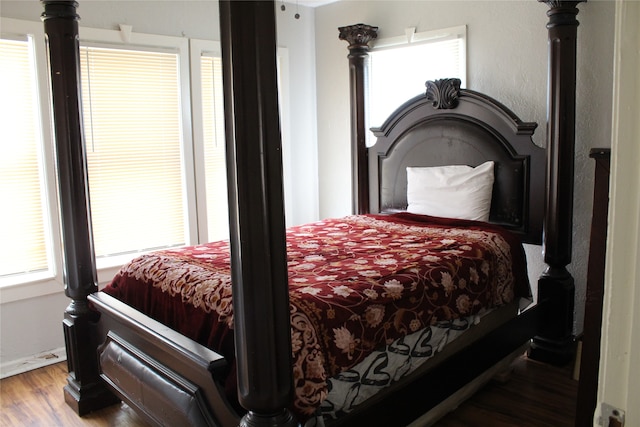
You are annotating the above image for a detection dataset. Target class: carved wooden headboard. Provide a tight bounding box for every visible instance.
[368,79,545,244]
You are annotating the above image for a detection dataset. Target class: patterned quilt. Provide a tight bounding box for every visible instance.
[103,212,529,420]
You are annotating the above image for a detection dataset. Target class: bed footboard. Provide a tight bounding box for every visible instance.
[89,292,239,427]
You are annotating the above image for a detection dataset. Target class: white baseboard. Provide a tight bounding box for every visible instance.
[0,347,67,379]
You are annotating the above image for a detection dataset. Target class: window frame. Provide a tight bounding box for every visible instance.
[0,18,62,303]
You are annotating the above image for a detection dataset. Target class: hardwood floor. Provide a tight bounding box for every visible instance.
[435,355,578,427]
[0,354,577,426]
[0,362,146,427]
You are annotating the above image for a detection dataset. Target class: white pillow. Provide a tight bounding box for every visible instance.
[406,161,495,221]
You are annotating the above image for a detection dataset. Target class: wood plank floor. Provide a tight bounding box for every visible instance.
[0,354,577,426]
[435,355,578,427]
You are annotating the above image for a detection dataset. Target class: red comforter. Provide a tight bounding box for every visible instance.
[103,213,529,419]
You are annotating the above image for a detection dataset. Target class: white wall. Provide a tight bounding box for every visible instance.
[596,1,640,425]
[313,0,616,335]
[0,0,319,373]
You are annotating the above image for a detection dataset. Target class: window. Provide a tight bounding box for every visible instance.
[200,53,229,242]
[368,26,467,137]
[0,37,48,277]
[76,28,195,274]
[0,20,291,302]
[190,40,229,243]
[79,45,187,258]
[0,22,196,298]
[191,40,292,241]
[0,19,61,300]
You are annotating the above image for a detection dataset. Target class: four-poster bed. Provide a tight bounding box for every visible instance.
[42,0,582,426]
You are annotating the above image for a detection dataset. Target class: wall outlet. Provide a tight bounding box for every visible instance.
[599,403,625,427]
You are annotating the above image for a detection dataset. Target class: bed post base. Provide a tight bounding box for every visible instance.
[239,411,299,427]
[528,269,576,365]
[63,302,120,415]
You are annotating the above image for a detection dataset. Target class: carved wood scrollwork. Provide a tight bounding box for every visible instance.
[425,78,461,110]
[338,23,379,49]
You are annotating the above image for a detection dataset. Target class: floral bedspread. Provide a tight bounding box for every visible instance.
[103,212,529,420]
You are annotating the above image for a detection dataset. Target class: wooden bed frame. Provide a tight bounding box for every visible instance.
[42,1,583,426]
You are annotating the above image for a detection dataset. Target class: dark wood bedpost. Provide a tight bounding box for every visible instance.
[339,24,378,215]
[218,1,297,426]
[529,0,584,365]
[41,0,118,414]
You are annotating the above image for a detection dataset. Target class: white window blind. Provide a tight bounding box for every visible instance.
[0,37,49,277]
[79,46,186,258]
[200,54,229,242]
[369,26,467,133]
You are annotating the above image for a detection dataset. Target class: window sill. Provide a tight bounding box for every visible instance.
[0,262,126,304]
[0,276,64,304]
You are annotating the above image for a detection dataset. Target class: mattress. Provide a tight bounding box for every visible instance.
[103,212,530,420]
